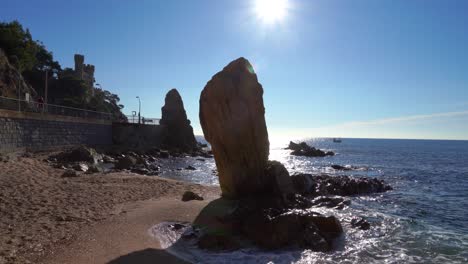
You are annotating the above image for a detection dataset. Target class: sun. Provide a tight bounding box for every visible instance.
[254,0,290,25]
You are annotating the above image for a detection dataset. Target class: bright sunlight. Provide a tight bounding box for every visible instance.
[254,0,290,25]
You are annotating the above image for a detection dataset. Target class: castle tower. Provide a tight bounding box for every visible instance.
[74,54,84,79]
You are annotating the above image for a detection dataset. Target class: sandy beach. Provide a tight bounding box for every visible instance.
[0,152,219,264]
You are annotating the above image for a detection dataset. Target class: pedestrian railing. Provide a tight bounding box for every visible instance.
[124,115,160,125]
[0,96,112,120]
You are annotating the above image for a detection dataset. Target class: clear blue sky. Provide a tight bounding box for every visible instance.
[2,0,468,140]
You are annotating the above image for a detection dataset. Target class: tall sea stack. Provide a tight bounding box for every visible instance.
[160,88,197,152]
[199,58,270,198]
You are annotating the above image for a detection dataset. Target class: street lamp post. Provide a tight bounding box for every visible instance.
[136,96,141,124]
[44,69,49,113]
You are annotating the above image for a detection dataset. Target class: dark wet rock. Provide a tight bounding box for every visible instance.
[146,164,160,172]
[264,161,295,198]
[287,141,334,157]
[114,156,137,170]
[102,155,115,163]
[291,173,392,197]
[196,158,206,162]
[86,165,102,174]
[311,196,351,209]
[197,233,241,251]
[54,146,100,164]
[61,170,79,178]
[72,163,89,172]
[159,150,170,159]
[130,167,150,175]
[160,89,198,152]
[331,165,352,171]
[185,165,196,171]
[351,217,371,230]
[199,58,270,199]
[238,204,342,251]
[169,223,187,231]
[182,191,204,202]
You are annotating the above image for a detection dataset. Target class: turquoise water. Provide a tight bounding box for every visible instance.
[154,138,468,263]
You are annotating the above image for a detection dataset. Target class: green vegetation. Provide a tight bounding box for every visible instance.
[0,20,126,121]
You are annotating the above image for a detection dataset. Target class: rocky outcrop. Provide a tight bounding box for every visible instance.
[287,141,334,157]
[290,173,392,197]
[0,48,37,99]
[199,58,270,198]
[196,58,346,252]
[160,89,197,152]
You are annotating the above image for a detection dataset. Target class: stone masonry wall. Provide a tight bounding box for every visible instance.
[0,110,111,152]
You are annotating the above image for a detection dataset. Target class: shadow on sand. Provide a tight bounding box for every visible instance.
[107,248,189,264]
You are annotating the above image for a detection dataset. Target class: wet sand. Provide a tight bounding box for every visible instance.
[0,152,219,264]
[42,198,214,264]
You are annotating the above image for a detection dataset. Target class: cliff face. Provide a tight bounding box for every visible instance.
[0,48,36,99]
[160,88,197,152]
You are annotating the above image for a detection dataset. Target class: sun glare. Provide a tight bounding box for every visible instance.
[254,0,289,25]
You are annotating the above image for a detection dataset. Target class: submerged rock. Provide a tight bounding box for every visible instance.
[287,141,334,157]
[160,89,197,152]
[199,57,270,199]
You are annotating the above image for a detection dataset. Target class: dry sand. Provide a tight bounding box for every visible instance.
[0,152,220,264]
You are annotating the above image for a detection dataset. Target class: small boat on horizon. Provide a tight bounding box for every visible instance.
[333,138,342,143]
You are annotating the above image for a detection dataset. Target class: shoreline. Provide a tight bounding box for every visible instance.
[0,151,219,264]
[42,197,213,264]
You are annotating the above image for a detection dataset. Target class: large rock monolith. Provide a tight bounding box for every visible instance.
[199,58,270,198]
[160,89,197,152]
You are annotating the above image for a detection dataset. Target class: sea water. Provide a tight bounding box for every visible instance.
[151,138,468,263]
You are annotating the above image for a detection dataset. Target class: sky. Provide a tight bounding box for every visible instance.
[2,0,468,140]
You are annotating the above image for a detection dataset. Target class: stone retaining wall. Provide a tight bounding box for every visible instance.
[0,109,112,152]
[112,123,167,148]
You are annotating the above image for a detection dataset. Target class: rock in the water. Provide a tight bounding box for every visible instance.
[160,89,197,152]
[185,165,196,171]
[239,204,342,251]
[182,191,204,202]
[264,161,295,198]
[130,167,150,175]
[199,57,270,199]
[197,233,240,251]
[311,196,351,209]
[61,170,79,178]
[290,173,392,197]
[287,141,334,157]
[114,156,137,170]
[331,164,352,171]
[351,217,371,230]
